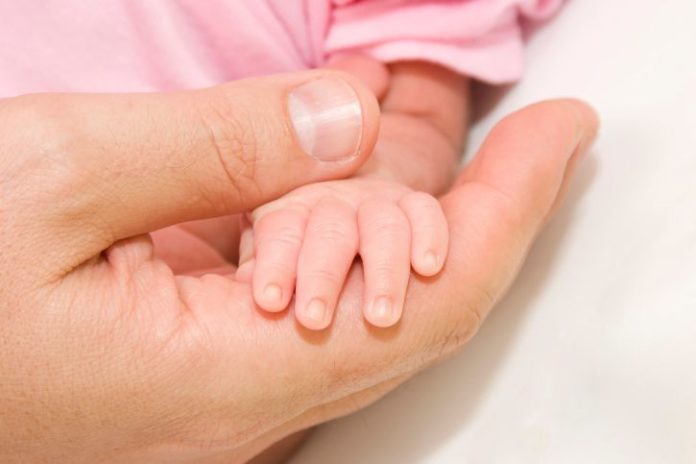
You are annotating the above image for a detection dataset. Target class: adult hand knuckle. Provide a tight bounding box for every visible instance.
[428,285,493,359]
[198,88,261,205]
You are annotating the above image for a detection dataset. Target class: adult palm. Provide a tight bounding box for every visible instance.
[0,59,597,464]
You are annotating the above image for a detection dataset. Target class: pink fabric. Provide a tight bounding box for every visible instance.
[0,0,561,96]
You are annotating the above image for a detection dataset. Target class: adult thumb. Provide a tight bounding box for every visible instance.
[6,69,379,250]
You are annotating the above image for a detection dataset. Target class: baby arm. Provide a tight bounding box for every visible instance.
[241,59,470,329]
[351,59,470,193]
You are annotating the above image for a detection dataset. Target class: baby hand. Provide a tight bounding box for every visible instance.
[238,177,448,329]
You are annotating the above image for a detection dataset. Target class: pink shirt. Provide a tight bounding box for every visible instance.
[0,0,561,96]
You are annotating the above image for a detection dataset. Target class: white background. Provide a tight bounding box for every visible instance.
[291,0,696,462]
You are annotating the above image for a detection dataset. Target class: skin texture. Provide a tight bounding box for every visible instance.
[242,178,449,329]
[0,55,599,463]
[242,59,463,330]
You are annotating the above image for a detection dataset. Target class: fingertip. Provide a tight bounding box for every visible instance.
[358,199,410,328]
[352,77,381,165]
[295,197,358,331]
[252,207,308,312]
[560,98,600,155]
[412,249,443,277]
[560,98,600,130]
[297,298,332,331]
[519,98,600,157]
[322,69,381,166]
[253,281,289,313]
[399,191,449,277]
[365,296,402,328]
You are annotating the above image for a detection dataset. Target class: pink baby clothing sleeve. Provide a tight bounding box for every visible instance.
[324,0,563,83]
[0,0,562,97]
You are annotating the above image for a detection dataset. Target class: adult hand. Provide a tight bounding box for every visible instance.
[0,65,598,463]
[0,69,381,463]
[248,97,599,464]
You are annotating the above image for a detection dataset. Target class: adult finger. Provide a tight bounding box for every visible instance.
[433,98,599,337]
[168,99,599,452]
[3,69,379,265]
[270,99,599,398]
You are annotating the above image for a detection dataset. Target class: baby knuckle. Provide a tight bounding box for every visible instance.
[284,202,312,219]
[318,221,356,245]
[371,262,402,276]
[305,268,341,286]
[403,191,437,209]
[264,261,295,278]
[364,217,408,240]
[270,226,304,247]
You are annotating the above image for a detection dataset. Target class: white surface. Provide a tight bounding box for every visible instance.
[291,0,696,462]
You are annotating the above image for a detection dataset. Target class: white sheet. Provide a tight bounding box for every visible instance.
[291,0,696,462]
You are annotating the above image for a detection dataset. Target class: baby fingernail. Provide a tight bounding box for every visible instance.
[422,251,439,273]
[263,283,282,303]
[305,298,327,327]
[288,77,363,162]
[369,296,395,326]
